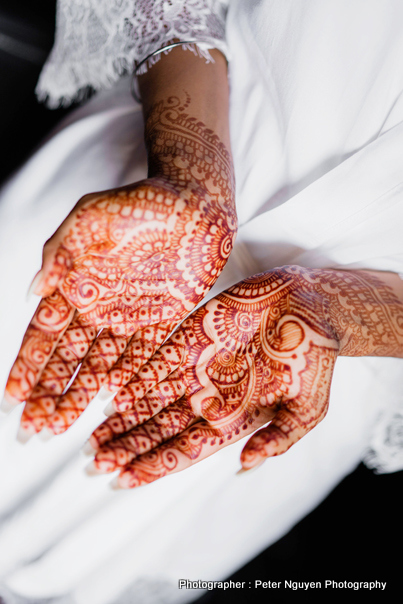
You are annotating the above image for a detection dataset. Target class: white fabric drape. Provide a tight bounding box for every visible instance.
[1,1,403,602]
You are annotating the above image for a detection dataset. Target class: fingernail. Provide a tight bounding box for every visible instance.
[0,396,19,415]
[38,427,55,442]
[102,382,120,394]
[236,459,265,476]
[85,460,104,476]
[26,270,43,301]
[109,476,122,490]
[16,425,36,444]
[103,401,115,417]
[98,386,116,401]
[81,440,96,457]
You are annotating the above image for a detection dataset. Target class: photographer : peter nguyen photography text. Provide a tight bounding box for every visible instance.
[178,579,387,592]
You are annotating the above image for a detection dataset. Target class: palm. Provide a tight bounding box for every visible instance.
[55,178,235,335]
[89,267,339,488]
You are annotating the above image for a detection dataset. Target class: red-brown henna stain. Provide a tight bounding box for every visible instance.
[90,266,403,487]
[6,292,75,404]
[5,94,236,435]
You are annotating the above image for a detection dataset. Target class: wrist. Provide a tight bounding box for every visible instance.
[144,95,235,212]
[139,46,231,146]
[315,269,403,358]
[137,44,234,210]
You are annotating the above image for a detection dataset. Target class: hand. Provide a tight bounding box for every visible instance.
[88,267,339,487]
[88,265,403,488]
[5,93,236,436]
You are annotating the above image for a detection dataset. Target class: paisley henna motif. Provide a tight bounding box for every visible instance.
[89,266,403,486]
[5,94,236,435]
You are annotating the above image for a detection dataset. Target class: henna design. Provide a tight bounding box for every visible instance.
[89,266,403,487]
[5,93,236,436]
[94,400,196,473]
[20,316,97,432]
[5,292,75,404]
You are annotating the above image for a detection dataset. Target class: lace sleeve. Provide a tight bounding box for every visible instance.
[36,0,230,108]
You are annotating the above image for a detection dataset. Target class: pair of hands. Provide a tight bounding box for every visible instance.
[5,182,341,488]
[6,165,402,490]
[5,50,403,487]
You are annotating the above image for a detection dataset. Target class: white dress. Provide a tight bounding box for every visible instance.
[1,1,403,602]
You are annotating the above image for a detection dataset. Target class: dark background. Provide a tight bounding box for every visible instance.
[0,2,401,602]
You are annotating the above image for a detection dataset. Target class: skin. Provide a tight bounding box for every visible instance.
[4,48,236,435]
[87,266,403,488]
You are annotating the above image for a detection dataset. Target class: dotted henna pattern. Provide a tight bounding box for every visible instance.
[89,266,403,487]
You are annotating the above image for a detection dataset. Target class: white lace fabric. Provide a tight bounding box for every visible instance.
[36,0,230,108]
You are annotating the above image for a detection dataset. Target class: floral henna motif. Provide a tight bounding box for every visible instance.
[5,93,236,436]
[89,266,403,486]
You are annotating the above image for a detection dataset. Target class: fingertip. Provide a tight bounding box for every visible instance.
[38,427,55,442]
[1,395,21,415]
[236,458,266,475]
[36,283,58,299]
[85,460,105,476]
[98,386,116,401]
[16,424,36,444]
[26,270,44,301]
[240,434,272,470]
[37,246,72,298]
[103,402,115,417]
[115,470,134,489]
[109,476,123,490]
[81,440,97,457]
[241,425,294,468]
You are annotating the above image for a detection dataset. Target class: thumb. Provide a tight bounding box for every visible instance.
[29,242,72,299]
[28,192,102,299]
[240,408,311,470]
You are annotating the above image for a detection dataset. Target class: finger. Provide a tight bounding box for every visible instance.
[34,245,73,299]
[32,194,95,298]
[34,317,98,395]
[5,292,75,405]
[240,403,327,469]
[93,399,196,473]
[111,334,184,412]
[117,420,221,488]
[240,348,336,469]
[20,317,97,433]
[117,403,278,488]
[45,331,128,434]
[116,420,231,489]
[90,373,185,448]
[105,322,174,392]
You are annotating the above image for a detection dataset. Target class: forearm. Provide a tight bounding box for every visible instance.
[138,47,235,208]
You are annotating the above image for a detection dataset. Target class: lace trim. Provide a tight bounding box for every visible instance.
[362,274,403,472]
[134,40,216,75]
[363,405,403,474]
[36,0,230,108]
